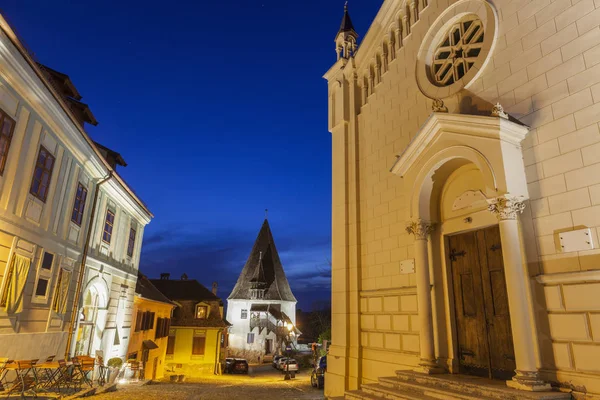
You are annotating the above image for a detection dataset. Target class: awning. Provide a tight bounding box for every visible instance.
[142,340,159,350]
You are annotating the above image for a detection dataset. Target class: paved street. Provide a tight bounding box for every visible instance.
[93,366,325,400]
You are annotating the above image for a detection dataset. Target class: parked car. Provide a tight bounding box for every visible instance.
[311,355,327,389]
[224,358,235,373]
[276,357,289,370]
[272,355,284,369]
[224,358,248,374]
[281,359,299,372]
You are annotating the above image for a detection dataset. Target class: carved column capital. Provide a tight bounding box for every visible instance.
[487,196,526,220]
[406,219,436,240]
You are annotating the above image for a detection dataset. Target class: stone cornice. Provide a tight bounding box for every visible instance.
[390,112,530,177]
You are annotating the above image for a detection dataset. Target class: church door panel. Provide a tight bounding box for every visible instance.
[449,226,515,379]
[476,226,516,378]
[449,231,489,377]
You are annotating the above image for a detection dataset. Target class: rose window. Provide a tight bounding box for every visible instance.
[431,15,484,86]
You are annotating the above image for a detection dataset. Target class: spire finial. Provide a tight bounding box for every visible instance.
[344,1,348,11]
[265,208,268,219]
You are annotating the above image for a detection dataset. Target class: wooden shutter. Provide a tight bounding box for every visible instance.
[166,334,175,355]
[192,336,206,355]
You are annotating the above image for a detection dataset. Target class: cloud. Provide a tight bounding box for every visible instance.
[140,225,331,310]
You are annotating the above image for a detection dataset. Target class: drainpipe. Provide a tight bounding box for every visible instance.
[65,171,113,358]
[214,329,222,375]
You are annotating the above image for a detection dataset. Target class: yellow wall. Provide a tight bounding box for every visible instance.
[165,327,222,377]
[127,297,173,380]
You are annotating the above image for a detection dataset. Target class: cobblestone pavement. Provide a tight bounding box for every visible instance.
[93,366,325,400]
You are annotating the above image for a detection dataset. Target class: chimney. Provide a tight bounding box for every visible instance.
[212,282,218,295]
[160,273,170,280]
[181,273,188,281]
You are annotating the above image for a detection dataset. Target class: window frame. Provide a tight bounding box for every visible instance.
[195,304,208,319]
[241,309,248,319]
[192,330,206,356]
[30,145,56,203]
[0,109,16,176]
[247,332,255,344]
[71,182,88,226]
[32,250,55,303]
[127,226,136,257]
[102,209,115,244]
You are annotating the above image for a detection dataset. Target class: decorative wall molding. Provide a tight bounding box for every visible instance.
[360,286,418,297]
[406,219,435,240]
[487,195,526,221]
[536,270,600,285]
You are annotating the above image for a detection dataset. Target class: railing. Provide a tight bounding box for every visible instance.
[249,318,288,337]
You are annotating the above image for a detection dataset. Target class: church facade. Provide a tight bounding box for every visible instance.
[226,219,298,361]
[326,1,600,398]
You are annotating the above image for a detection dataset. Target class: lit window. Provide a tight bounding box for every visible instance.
[30,146,56,202]
[241,309,248,319]
[102,210,115,244]
[0,109,15,175]
[196,305,208,319]
[71,183,88,226]
[431,15,484,86]
[127,227,136,257]
[247,333,255,344]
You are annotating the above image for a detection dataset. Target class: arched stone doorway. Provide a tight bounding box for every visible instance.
[392,111,550,391]
[74,277,109,356]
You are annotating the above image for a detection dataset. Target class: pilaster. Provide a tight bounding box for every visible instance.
[487,196,551,392]
[406,219,444,374]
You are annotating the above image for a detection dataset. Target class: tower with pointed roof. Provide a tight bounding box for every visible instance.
[335,3,358,60]
[226,219,298,360]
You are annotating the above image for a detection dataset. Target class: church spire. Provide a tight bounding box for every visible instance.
[335,2,359,60]
[338,2,356,34]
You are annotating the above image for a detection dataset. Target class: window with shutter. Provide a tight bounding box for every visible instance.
[192,330,206,356]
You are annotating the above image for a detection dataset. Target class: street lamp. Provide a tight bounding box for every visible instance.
[283,322,295,381]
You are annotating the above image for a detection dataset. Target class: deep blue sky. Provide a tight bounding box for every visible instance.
[1,1,381,310]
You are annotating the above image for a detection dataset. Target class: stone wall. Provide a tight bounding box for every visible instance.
[327,0,600,395]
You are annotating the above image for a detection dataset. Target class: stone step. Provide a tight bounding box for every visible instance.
[345,389,383,400]
[362,382,457,400]
[394,370,571,400]
[377,377,493,399]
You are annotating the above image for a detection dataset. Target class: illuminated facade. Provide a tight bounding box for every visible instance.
[326,1,600,398]
[150,274,228,377]
[226,219,298,361]
[0,13,152,361]
[127,273,175,380]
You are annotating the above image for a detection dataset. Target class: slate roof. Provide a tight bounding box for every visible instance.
[338,4,357,35]
[135,272,174,306]
[228,219,297,302]
[149,278,220,303]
